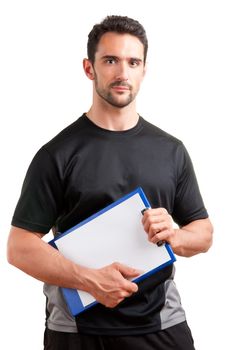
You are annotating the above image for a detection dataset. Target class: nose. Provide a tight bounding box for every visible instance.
[115,61,129,81]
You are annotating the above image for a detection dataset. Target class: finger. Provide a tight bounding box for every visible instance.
[143,217,164,234]
[141,208,160,225]
[123,280,138,293]
[148,222,170,241]
[106,298,124,308]
[142,208,168,221]
[118,290,134,298]
[150,229,171,244]
[142,213,168,233]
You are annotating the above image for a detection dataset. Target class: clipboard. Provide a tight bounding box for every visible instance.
[49,187,176,316]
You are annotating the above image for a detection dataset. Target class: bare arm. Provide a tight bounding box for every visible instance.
[7,226,140,307]
[169,219,213,256]
[142,209,213,257]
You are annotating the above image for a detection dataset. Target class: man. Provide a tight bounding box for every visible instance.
[7,15,213,350]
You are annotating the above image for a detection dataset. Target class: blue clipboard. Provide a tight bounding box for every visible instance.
[49,187,176,316]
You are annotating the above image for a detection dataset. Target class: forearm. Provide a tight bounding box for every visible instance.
[142,209,213,258]
[169,219,213,257]
[7,226,88,290]
[7,226,140,308]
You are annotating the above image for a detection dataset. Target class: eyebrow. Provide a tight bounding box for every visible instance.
[101,55,143,63]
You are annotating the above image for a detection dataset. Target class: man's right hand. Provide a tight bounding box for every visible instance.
[83,262,141,308]
[7,228,140,308]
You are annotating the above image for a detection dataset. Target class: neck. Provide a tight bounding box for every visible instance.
[86,102,139,131]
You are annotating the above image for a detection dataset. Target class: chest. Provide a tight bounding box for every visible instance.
[63,139,177,214]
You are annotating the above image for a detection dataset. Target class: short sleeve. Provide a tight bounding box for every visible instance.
[172,143,208,227]
[11,146,64,234]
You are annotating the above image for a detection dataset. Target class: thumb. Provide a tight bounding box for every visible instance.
[115,262,142,278]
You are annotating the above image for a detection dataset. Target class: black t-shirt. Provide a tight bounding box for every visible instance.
[12,114,208,335]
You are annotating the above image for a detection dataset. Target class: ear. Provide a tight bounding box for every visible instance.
[83,58,95,80]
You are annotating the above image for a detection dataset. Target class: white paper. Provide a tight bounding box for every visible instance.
[55,192,172,307]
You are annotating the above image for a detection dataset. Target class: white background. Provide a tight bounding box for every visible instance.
[0,1,231,349]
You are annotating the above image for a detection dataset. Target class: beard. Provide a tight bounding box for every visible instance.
[94,72,136,108]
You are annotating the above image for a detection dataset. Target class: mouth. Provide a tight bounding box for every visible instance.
[111,86,130,92]
[110,82,131,92]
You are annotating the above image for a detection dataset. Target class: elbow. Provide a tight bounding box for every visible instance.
[7,237,17,267]
[203,236,213,253]
[202,222,214,253]
[7,228,23,268]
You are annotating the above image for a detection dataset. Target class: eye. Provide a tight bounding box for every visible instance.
[130,59,140,67]
[105,58,116,64]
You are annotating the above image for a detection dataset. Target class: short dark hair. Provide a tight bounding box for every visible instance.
[87,15,148,64]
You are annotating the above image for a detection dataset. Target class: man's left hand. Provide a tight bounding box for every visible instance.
[141,208,175,244]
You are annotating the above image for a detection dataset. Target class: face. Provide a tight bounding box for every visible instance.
[84,32,146,109]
